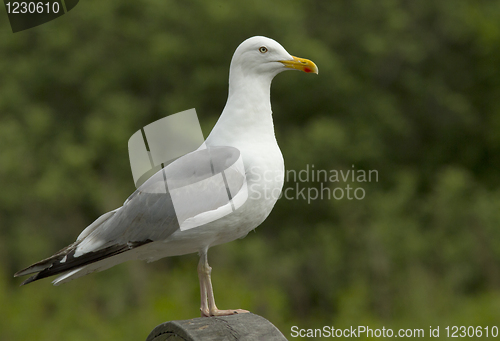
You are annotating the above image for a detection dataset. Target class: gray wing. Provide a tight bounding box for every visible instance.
[15,146,245,284]
[89,145,244,246]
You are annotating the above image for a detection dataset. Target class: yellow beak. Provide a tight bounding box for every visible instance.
[280,56,318,74]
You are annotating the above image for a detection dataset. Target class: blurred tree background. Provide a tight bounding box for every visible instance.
[1,0,500,339]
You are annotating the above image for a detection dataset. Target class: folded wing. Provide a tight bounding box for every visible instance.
[15,146,245,285]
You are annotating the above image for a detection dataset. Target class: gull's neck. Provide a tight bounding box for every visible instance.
[206,68,277,149]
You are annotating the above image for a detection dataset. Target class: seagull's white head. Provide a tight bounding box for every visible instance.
[229,36,318,79]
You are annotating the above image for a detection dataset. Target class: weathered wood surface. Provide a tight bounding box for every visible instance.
[146,313,288,341]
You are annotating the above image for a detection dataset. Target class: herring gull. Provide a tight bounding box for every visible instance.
[15,36,318,316]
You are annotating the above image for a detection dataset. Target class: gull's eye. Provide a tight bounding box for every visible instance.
[259,46,268,53]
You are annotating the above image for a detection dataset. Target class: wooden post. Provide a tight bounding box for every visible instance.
[146,313,288,341]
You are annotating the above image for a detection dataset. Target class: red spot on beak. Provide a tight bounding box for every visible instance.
[304,67,312,73]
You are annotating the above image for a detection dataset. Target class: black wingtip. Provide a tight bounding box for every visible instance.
[20,274,38,286]
[15,239,154,286]
[14,269,27,278]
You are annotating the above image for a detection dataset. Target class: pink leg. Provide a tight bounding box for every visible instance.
[198,254,209,316]
[197,249,249,317]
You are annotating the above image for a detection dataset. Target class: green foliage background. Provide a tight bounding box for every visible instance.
[1,0,500,339]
